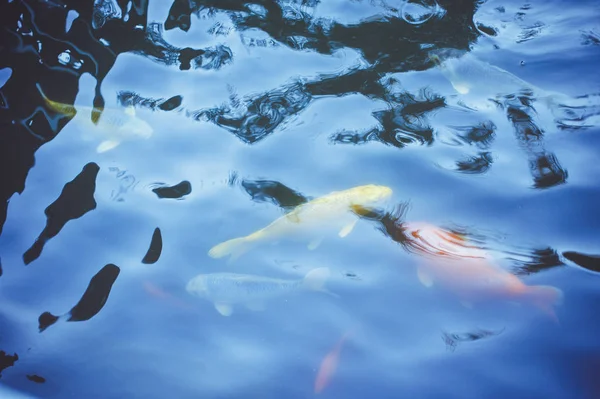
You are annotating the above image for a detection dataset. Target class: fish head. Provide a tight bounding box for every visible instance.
[122,117,153,139]
[185,275,209,298]
[350,184,393,206]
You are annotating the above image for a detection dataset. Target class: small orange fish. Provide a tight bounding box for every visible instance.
[404,222,562,322]
[314,330,354,394]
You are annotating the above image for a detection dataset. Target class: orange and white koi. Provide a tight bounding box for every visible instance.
[404,222,562,322]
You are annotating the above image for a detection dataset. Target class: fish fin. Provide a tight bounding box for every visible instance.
[453,83,470,95]
[417,265,433,287]
[308,237,323,251]
[214,303,233,316]
[286,212,301,223]
[97,140,120,153]
[91,108,103,125]
[524,285,563,324]
[339,219,357,238]
[124,106,136,116]
[302,267,339,298]
[245,301,266,312]
[208,237,250,261]
[36,83,77,116]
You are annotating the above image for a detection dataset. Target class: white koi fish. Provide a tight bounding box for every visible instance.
[429,50,600,128]
[208,184,393,261]
[36,83,153,153]
[186,267,336,316]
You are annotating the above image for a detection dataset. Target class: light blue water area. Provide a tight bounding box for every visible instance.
[1,0,600,397]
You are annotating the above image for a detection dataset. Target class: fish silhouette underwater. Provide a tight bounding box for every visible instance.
[186,267,336,316]
[37,83,153,153]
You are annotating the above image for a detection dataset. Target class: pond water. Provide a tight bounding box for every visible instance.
[1,0,600,398]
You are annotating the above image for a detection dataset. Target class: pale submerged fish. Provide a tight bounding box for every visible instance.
[429,50,535,98]
[208,184,393,261]
[186,267,336,316]
[36,83,153,153]
[429,50,600,127]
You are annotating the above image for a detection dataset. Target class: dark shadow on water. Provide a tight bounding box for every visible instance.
[562,251,600,274]
[142,227,163,264]
[0,351,19,379]
[151,180,192,199]
[38,263,120,332]
[118,91,183,112]
[330,87,445,149]
[240,178,310,211]
[90,0,589,191]
[441,328,504,352]
[0,0,226,237]
[26,374,46,384]
[167,0,482,146]
[505,102,568,189]
[23,162,99,265]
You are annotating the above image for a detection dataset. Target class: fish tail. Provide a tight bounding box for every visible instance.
[36,83,78,116]
[38,311,61,333]
[208,237,251,261]
[524,285,563,324]
[302,267,339,298]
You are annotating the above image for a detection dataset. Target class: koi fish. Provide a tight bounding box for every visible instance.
[405,222,562,321]
[314,329,354,394]
[429,50,600,128]
[429,50,535,97]
[36,83,153,153]
[208,185,393,261]
[185,267,336,316]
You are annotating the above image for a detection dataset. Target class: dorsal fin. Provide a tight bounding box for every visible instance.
[124,106,136,116]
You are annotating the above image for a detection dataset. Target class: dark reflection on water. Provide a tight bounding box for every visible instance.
[0,0,599,397]
[241,178,309,211]
[26,374,46,384]
[23,162,99,265]
[506,102,568,189]
[0,351,19,378]
[562,251,600,274]
[38,263,120,332]
[151,180,192,199]
[330,86,444,148]
[142,227,163,264]
[117,90,183,112]
[441,328,504,352]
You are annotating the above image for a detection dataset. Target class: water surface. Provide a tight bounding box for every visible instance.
[1,0,600,398]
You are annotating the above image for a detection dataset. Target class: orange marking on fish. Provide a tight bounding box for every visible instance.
[314,329,354,394]
[405,222,562,322]
[143,281,169,299]
[143,281,195,311]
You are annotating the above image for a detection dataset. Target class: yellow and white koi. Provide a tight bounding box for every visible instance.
[208,184,393,261]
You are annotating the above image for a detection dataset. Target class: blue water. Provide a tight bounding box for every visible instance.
[1,0,600,398]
